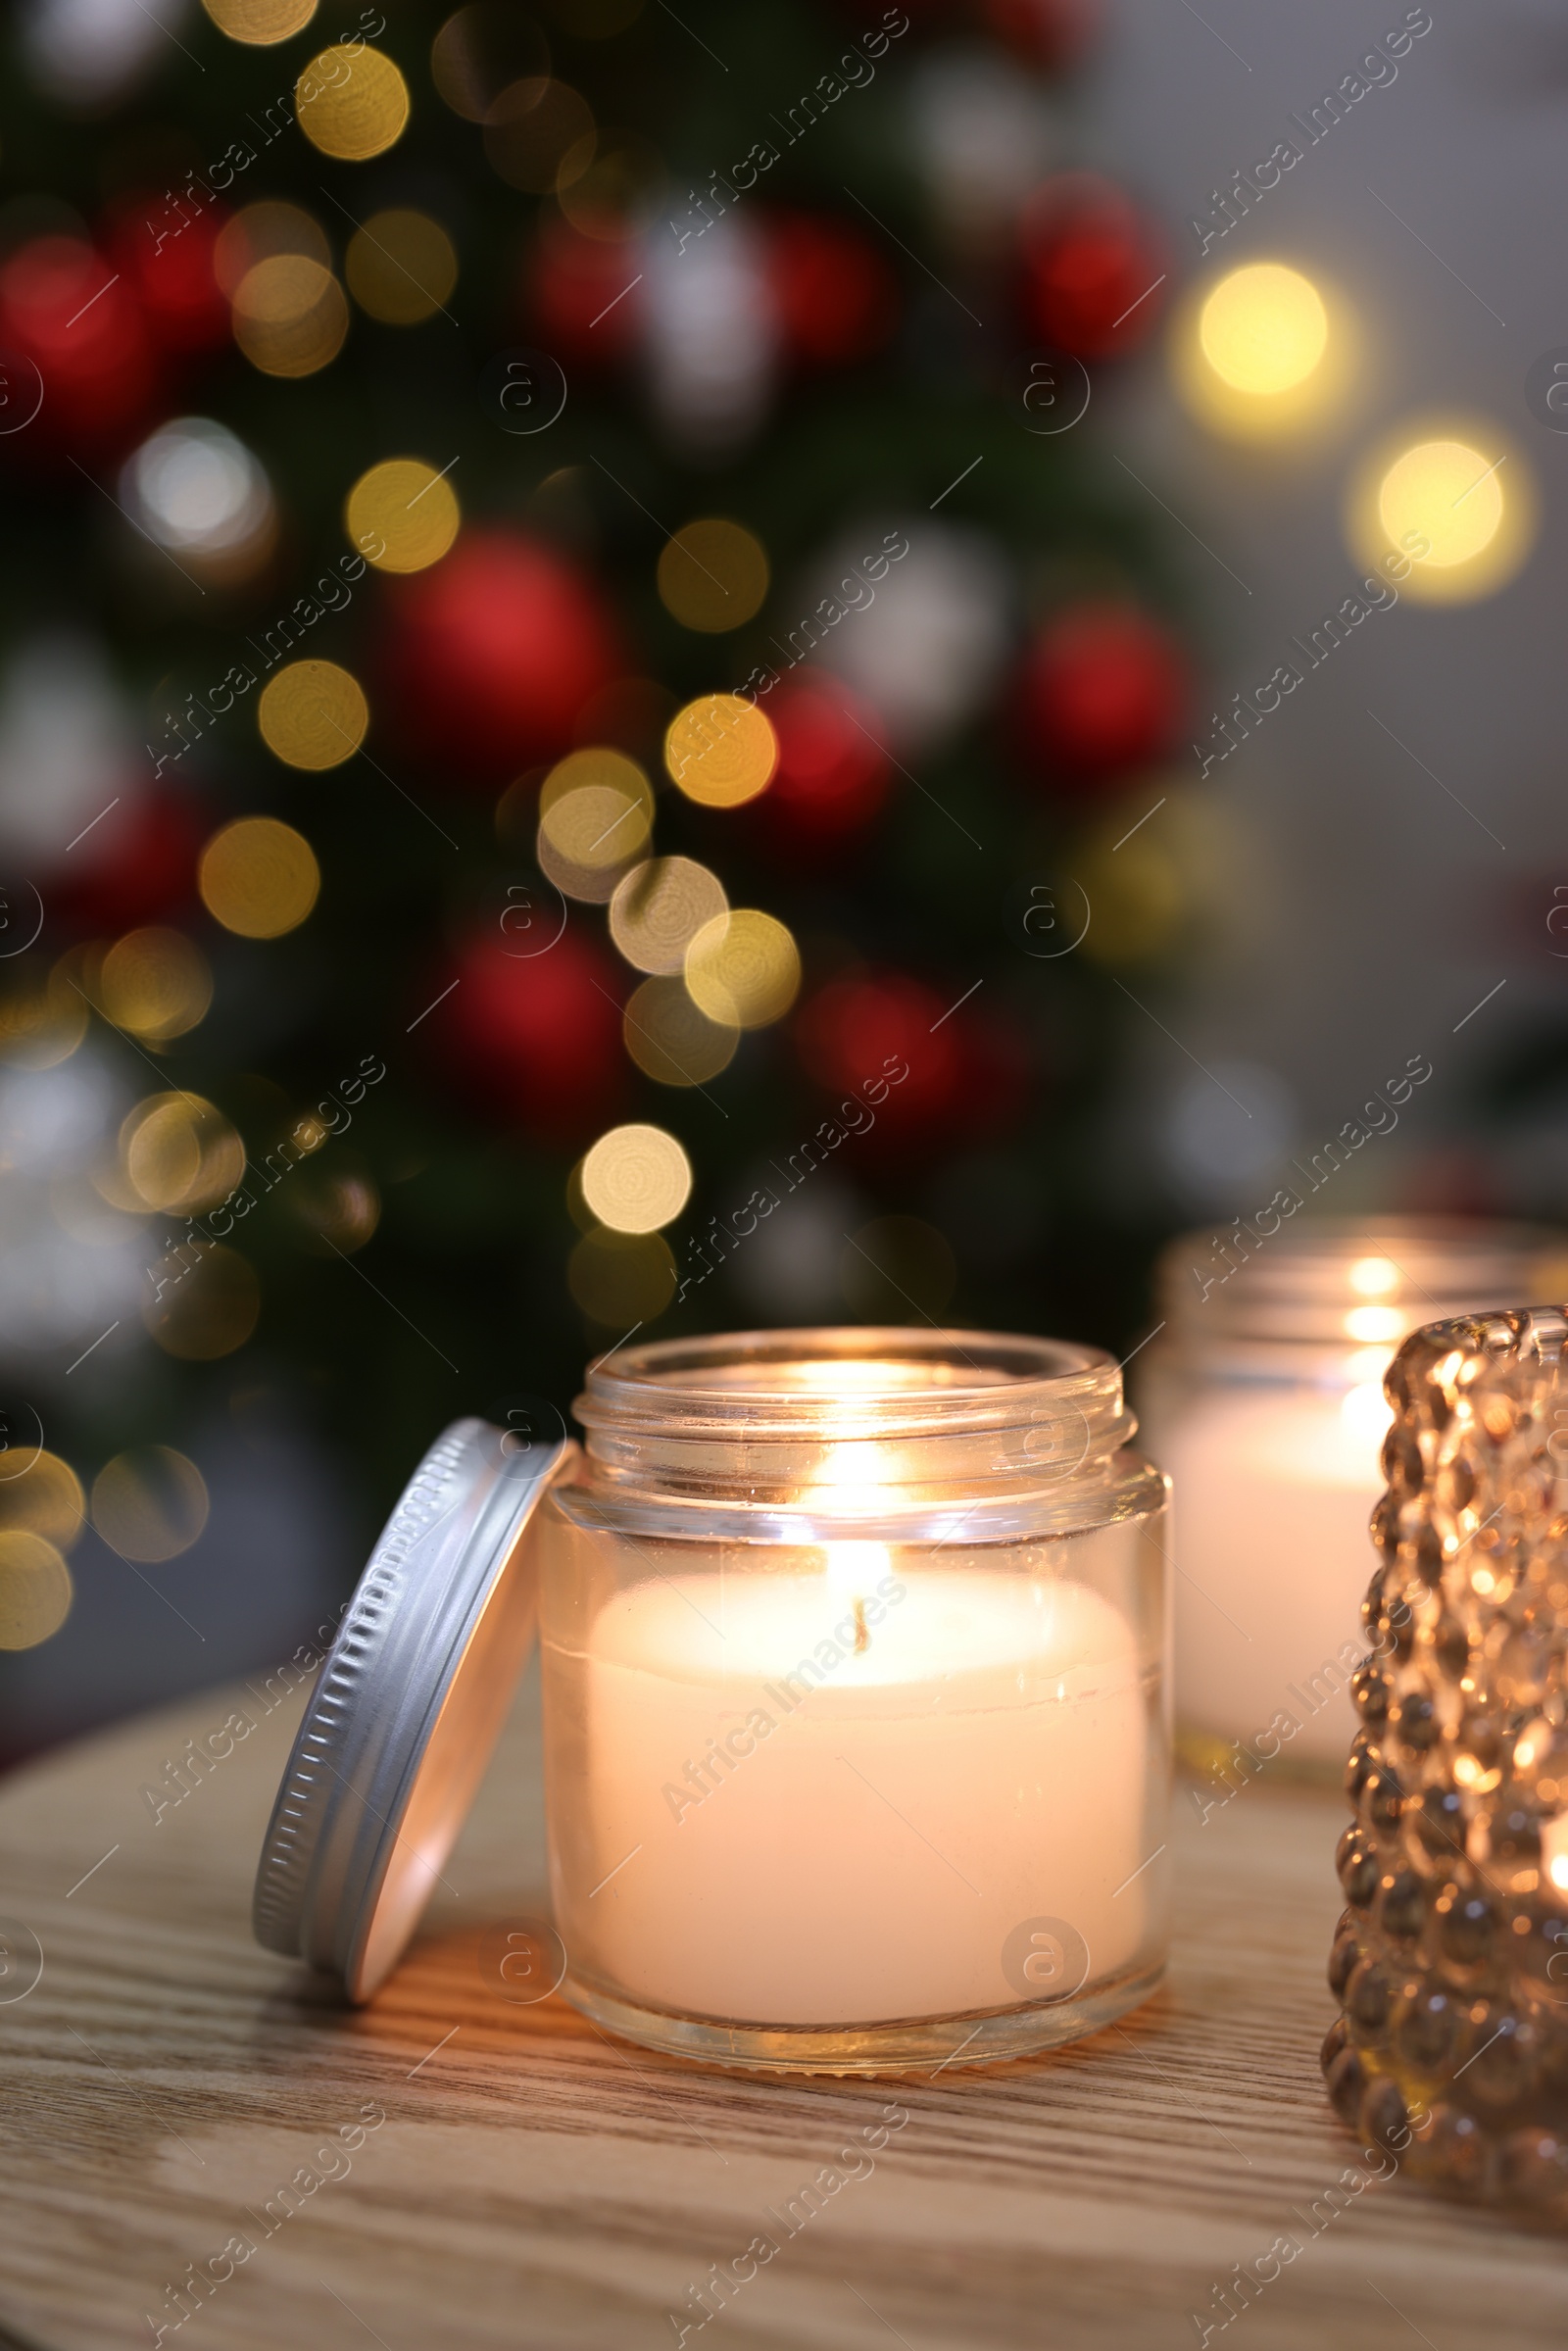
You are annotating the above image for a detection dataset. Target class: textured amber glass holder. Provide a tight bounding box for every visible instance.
[1322,1306,1568,2212]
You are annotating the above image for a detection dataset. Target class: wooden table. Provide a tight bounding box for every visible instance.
[0,1671,1561,2351]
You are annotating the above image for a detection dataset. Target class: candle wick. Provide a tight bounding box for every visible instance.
[853,1596,869,1653]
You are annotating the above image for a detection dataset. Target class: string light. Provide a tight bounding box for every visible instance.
[201,0,317,39]
[580,1122,693,1232]
[622,975,738,1086]
[99,929,213,1043]
[537,748,653,901]
[0,1533,72,1650]
[1200,264,1327,396]
[684,908,800,1028]
[258,659,369,769]
[0,1453,84,1548]
[658,519,769,632]
[1175,259,1348,441]
[609,856,727,973]
[345,457,461,573]
[199,817,321,939]
[665,693,778,808]
[345,211,459,324]
[215,202,329,296]
[231,254,348,377]
[1349,420,1534,604]
[122,419,274,565]
[295,47,411,161]
[0,962,88,1070]
[120,1092,245,1213]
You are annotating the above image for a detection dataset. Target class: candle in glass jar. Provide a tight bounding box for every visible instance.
[560,1553,1151,2027]
[1163,1375,1392,1764]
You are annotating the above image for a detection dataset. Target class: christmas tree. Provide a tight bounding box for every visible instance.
[0,0,1199,1733]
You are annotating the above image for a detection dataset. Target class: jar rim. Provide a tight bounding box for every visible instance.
[566,1325,1152,1535]
[1156,1215,1568,1349]
[576,1324,1120,1443]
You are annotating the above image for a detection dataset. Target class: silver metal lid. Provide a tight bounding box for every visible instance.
[252,1416,569,2003]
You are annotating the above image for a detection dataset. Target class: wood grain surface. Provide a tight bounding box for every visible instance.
[0,1665,1563,2351]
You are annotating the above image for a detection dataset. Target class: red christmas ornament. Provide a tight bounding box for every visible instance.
[763,212,897,368]
[50,789,203,931]
[751,668,891,850]
[430,922,625,1143]
[107,201,230,359]
[379,530,624,781]
[1017,605,1188,783]
[796,971,964,1143]
[982,0,1100,73]
[798,968,1031,1151]
[0,236,162,461]
[524,218,644,364]
[1018,174,1166,359]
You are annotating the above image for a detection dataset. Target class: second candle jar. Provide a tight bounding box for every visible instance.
[536,1328,1171,2076]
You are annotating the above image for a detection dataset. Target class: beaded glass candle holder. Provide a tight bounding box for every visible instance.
[1322,1307,1568,2210]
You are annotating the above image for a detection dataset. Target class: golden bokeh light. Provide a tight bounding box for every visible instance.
[0,1452,84,1550]
[664,694,778,808]
[99,928,213,1043]
[684,908,800,1030]
[1349,421,1534,606]
[0,960,89,1070]
[657,519,769,633]
[232,254,349,377]
[622,975,738,1087]
[345,457,461,573]
[1200,265,1327,396]
[567,1226,676,1324]
[0,1532,73,1650]
[215,202,329,298]
[345,210,459,324]
[200,817,320,939]
[484,77,596,193]
[1174,261,1351,443]
[537,748,654,902]
[143,1244,262,1360]
[121,1092,246,1214]
[580,1121,692,1233]
[1380,438,1502,568]
[258,659,368,769]
[200,0,317,42]
[609,856,727,974]
[296,46,411,161]
[91,1446,210,1561]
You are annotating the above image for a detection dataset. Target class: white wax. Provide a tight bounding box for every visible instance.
[562,1566,1152,2026]
[1163,1383,1390,1762]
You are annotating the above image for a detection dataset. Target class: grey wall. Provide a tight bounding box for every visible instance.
[1083,0,1568,1218]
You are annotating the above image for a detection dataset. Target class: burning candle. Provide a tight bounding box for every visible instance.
[536,1328,1171,2073]
[1138,1221,1568,1772]
[566,1557,1148,2027]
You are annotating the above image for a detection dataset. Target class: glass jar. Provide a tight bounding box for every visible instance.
[1136,1218,1568,1777]
[535,1326,1170,2075]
